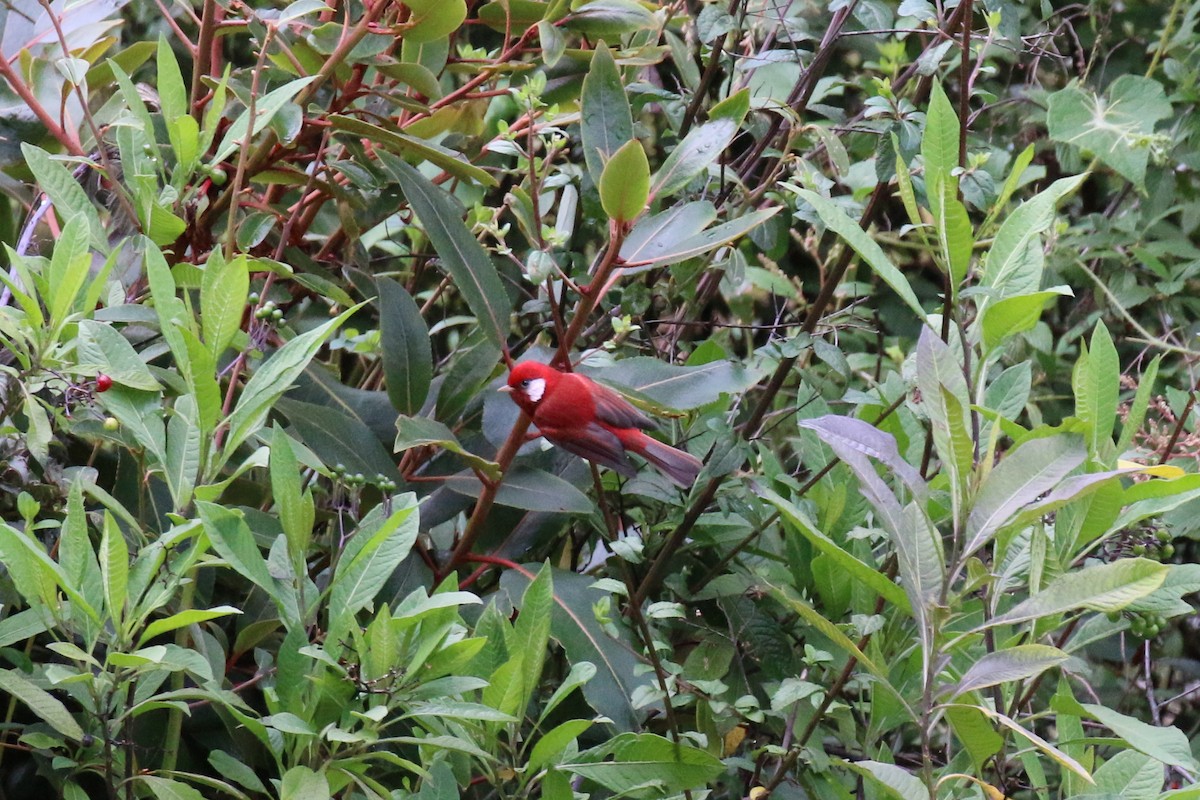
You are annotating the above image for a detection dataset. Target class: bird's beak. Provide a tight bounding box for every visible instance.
[497,385,514,394]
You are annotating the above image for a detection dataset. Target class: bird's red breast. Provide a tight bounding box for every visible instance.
[500,361,701,486]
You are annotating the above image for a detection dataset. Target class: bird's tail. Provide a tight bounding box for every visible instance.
[625,431,703,488]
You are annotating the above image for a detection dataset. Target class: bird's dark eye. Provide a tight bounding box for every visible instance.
[520,379,531,387]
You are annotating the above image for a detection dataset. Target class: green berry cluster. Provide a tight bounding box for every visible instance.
[1106,609,1170,639]
[330,464,398,493]
[251,296,285,323]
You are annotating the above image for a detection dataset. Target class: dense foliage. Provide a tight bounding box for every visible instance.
[0,0,1199,797]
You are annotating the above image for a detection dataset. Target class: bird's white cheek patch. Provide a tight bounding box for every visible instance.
[525,378,546,403]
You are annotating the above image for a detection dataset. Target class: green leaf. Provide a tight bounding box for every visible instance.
[403,0,467,43]
[964,434,1086,556]
[164,396,201,509]
[212,77,319,164]
[528,719,593,773]
[1047,75,1171,189]
[77,320,161,391]
[986,558,1168,627]
[946,706,1004,773]
[707,87,750,122]
[279,766,330,800]
[922,80,960,221]
[915,329,971,524]
[157,35,188,146]
[974,705,1094,784]
[1074,321,1120,455]
[478,1,551,31]
[22,392,50,465]
[936,190,973,287]
[589,356,761,411]
[20,144,107,251]
[278,397,402,482]
[512,563,553,710]
[394,415,500,479]
[580,41,633,184]
[1116,355,1160,455]
[0,668,84,741]
[564,733,724,793]
[846,761,928,800]
[270,426,313,561]
[618,207,781,270]
[376,277,432,415]
[980,288,1072,352]
[224,305,361,461]
[1087,751,1163,800]
[200,252,249,358]
[564,0,656,37]
[445,467,592,513]
[951,645,1069,697]
[981,174,1085,301]
[46,214,91,329]
[385,158,510,349]
[760,487,911,613]
[331,115,498,187]
[138,606,242,648]
[500,568,652,731]
[1081,704,1197,771]
[329,498,420,639]
[767,581,915,720]
[196,502,301,628]
[599,139,650,223]
[100,513,129,627]
[792,188,928,322]
[650,118,738,200]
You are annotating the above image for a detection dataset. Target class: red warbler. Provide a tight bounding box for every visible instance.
[500,361,702,487]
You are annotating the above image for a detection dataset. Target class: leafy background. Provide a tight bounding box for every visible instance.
[0,0,1199,798]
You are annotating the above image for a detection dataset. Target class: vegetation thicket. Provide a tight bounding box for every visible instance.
[0,0,1198,798]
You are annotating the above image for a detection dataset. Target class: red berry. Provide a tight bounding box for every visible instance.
[96,374,113,392]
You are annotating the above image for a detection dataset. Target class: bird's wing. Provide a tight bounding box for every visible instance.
[545,422,638,477]
[589,380,657,431]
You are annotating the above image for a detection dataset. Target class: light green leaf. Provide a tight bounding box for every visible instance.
[980,288,1072,352]
[1047,76,1171,189]
[761,487,911,612]
[981,174,1085,302]
[329,498,420,639]
[212,77,319,164]
[403,0,467,43]
[847,761,929,800]
[201,252,249,359]
[1074,321,1120,455]
[599,139,650,223]
[986,558,1168,627]
[394,415,500,479]
[223,305,361,461]
[77,320,161,391]
[564,733,724,794]
[1082,704,1197,771]
[951,644,1069,697]
[650,118,738,200]
[0,668,84,741]
[20,144,107,251]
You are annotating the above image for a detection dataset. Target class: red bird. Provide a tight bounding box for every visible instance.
[499,361,703,488]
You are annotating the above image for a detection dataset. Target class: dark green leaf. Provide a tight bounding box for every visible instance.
[580,41,632,184]
[376,277,432,415]
[386,158,510,349]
